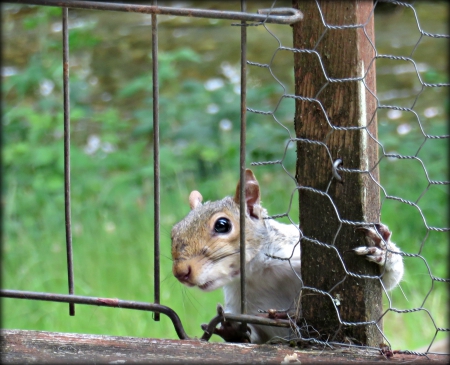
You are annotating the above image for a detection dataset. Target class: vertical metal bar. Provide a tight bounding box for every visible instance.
[239,0,247,318]
[152,0,160,322]
[62,7,75,316]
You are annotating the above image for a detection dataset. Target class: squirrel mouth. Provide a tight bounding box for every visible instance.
[198,281,214,291]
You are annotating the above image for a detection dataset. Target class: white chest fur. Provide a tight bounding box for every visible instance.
[223,220,301,343]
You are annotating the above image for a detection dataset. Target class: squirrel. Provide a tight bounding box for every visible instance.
[171,169,404,344]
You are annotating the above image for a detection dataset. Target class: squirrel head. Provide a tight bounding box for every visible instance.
[171,169,267,291]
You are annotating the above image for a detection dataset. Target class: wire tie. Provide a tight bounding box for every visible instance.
[332,158,344,183]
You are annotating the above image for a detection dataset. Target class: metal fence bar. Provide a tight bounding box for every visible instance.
[0,289,189,340]
[151,0,160,323]
[239,0,247,323]
[7,0,303,24]
[62,6,75,317]
[0,289,292,342]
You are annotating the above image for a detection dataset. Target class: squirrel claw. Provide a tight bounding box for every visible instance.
[353,223,392,267]
[353,246,386,265]
[355,223,391,247]
[353,223,404,291]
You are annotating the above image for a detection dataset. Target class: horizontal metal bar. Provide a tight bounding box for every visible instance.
[2,289,294,342]
[7,0,303,24]
[1,289,190,340]
[226,312,293,328]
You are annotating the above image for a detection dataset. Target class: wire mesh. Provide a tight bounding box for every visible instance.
[243,0,449,355]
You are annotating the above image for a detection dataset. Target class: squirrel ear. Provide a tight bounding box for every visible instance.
[234,169,261,218]
[189,190,203,210]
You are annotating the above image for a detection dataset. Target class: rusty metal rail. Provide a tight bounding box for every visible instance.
[1,289,294,342]
[1,289,190,340]
[7,0,303,24]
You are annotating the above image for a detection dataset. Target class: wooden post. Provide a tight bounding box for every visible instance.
[292,1,382,346]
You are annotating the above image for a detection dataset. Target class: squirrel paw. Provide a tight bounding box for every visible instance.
[353,223,404,290]
[353,223,392,266]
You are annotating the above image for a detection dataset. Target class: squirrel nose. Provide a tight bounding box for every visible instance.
[174,265,192,283]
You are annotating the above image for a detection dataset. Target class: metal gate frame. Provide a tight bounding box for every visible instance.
[1,0,303,341]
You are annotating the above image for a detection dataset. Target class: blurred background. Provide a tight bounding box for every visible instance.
[2,1,448,350]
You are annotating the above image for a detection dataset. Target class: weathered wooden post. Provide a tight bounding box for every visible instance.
[292,1,382,346]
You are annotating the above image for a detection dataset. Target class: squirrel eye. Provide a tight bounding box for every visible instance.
[214,217,232,234]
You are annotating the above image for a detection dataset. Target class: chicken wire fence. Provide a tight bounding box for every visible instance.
[245,0,449,356]
[1,0,449,359]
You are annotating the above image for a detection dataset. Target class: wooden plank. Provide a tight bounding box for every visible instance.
[292,0,382,346]
[1,329,449,364]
